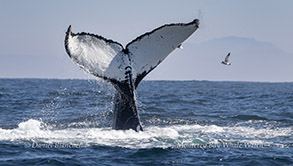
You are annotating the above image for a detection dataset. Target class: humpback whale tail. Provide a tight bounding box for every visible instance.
[65,19,200,131]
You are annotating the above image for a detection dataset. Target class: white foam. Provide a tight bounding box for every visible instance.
[0,119,291,149]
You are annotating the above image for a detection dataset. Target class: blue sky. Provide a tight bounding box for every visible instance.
[0,0,292,81]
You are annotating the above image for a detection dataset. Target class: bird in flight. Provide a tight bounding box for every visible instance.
[222,52,231,65]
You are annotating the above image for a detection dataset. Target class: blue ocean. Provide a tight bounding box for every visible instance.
[0,79,292,165]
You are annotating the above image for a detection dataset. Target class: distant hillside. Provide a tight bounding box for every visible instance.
[147,36,293,82]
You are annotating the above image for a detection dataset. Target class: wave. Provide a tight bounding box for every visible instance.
[0,119,291,149]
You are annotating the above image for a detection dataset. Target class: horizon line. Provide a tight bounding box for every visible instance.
[0,77,292,84]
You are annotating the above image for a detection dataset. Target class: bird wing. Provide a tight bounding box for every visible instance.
[225,52,230,63]
[126,19,200,87]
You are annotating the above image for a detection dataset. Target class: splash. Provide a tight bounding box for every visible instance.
[0,119,291,149]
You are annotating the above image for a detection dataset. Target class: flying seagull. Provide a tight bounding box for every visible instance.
[222,52,231,65]
[177,44,183,49]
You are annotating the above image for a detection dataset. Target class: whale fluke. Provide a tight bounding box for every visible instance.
[65,19,200,131]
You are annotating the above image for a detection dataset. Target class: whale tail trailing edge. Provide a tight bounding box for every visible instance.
[65,19,200,131]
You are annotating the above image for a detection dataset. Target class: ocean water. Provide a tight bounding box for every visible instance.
[0,79,292,165]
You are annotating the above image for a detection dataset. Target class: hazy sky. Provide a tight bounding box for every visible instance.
[0,0,292,81]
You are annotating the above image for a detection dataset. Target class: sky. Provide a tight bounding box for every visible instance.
[0,0,292,82]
